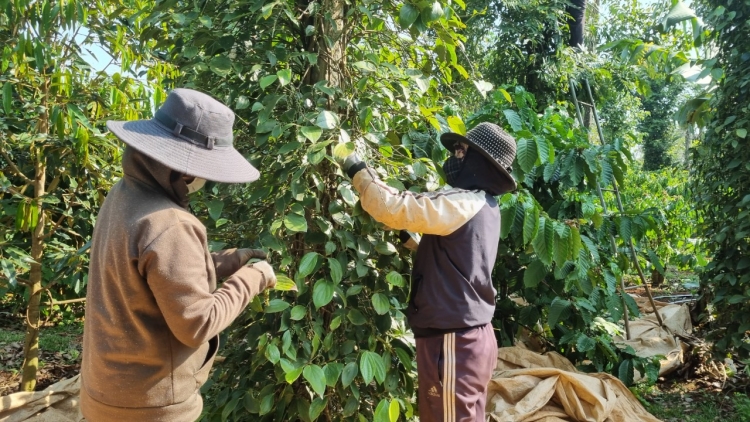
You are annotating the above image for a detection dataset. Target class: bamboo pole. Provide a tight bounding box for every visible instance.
[569,79,631,340]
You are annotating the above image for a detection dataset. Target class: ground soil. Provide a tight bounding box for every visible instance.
[0,303,82,396]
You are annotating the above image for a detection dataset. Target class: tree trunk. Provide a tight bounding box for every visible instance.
[313,0,346,90]
[20,156,46,391]
[20,76,49,391]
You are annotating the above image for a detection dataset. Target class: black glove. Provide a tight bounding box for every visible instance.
[340,153,367,178]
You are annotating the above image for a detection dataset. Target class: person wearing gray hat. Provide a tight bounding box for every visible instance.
[81,88,276,421]
[339,122,517,422]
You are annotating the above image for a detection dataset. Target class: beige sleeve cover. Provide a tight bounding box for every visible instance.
[352,167,487,236]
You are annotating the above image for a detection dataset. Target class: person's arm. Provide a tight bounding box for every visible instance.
[347,164,487,236]
[211,248,267,279]
[139,221,275,348]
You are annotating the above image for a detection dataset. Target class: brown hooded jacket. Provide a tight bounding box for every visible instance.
[81,147,270,421]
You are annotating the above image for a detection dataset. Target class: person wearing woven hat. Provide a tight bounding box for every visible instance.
[81,88,277,421]
[339,122,517,422]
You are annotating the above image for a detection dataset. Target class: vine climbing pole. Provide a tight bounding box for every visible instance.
[569,79,666,336]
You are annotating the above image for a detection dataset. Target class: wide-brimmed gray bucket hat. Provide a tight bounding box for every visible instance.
[107,88,259,183]
[441,122,517,192]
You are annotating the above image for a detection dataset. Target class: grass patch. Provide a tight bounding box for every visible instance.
[634,383,750,422]
[0,330,24,345]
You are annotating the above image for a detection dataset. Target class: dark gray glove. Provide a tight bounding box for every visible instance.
[237,248,268,265]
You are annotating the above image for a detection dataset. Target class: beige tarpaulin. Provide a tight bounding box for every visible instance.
[486,347,661,422]
[616,297,692,382]
[0,375,83,422]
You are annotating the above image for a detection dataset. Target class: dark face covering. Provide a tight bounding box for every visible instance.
[445,148,511,196]
[442,155,465,186]
[121,146,190,208]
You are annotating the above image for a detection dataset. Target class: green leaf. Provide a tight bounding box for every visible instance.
[299,252,320,278]
[532,217,554,265]
[221,396,239,421]
[285,366,304,384]
[339,185,357,206]
[394,348,413,371]
[547,297,571,326]
[290,305,306,320]
[360,351,386,384]
[206,199,224,221]
[265,343,280,363]
[375,241,397,255]
[278,141,301,155]
[618,359,634,386]
[536,137,550,165]
[372,293,390,315]
[576,334,596,352]
[316,110,339,129]
[260,75,278,89]
[284,213,308,233]
[235,96,250,110]
[374,399,390,422]
[199,15,212,28]
[309,397,328,421]
[523,206,539,245]
[327,258,342,284]
[301,126,322,142]
[209,56,232,77]
[2,83,12,115]
[347,309,367,325]
[516,137,538,172]
[398,4,420,29]
[353,61,377,72]
[647,250,665,275]
[389,399,400,422]
[553,225,570,266]
[619,217,632,241]
[313,280,335,308]
[341,362,358,387]
[386,271,404,287]
[663,1,697,29]
[265,299,290,313]
[333,142,355,160]
[518,306,540,326]
[503,109,523,132]
[323,363,343,387]
[447,116,466,135]
[737,128,747,139]
[277,68,292,86]
[600,160,614,187]
[274,274,298,292]
[523,259,547,288]
[303,364,327,397]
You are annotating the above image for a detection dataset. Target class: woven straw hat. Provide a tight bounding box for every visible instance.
[441,122,517,192]
[107,88,259,183]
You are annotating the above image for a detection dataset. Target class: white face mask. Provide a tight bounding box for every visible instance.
[185,177,206,194]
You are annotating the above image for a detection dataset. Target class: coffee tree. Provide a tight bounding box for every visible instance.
[0,0,169,391]
[470,86,661,385]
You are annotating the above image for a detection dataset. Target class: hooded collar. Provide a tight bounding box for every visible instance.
[121,146,190,208]
[451,148,509,196]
